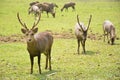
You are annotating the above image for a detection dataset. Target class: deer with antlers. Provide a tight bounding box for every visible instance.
[17,13,53,74]
[75,15,92,54]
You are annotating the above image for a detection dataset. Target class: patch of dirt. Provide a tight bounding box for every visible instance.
[0,31,108,43]
[88,33,103,40]
[0,35,25,43]
[52,32,75,39]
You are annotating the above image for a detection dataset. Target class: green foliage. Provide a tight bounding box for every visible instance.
[0,0,120,80]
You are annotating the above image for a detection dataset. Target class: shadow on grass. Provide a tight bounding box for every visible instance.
[114,43,120,45]
[73,50,99,55]
[33,70,58,80]
[85,51,97,55]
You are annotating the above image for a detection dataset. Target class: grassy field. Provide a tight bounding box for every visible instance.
[0,0,120,80]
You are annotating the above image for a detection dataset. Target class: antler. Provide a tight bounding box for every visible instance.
[32,14,41,29]
[17,13,28,30]
[77,15,84,32]
[87,15,92,31]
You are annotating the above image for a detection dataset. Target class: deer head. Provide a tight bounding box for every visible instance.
[77,15,92,40]
[17,13,41,43]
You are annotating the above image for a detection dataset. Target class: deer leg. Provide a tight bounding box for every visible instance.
[46,12,49,17]
[72,6,75,11]
[109,33,112,44]
[61,7,64,12]
[45,53,48,70]
[65,8,68,12]
[103,31,105,42]
[30,55,34,74]
[81,40,86,54]
[110,33,114,45]
[107,33,110,44]
[77,39,80,54]
[38,54,41,74]
[48,49,52,70]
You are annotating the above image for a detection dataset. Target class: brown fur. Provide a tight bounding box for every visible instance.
[43,2,58,10]
[35,3,55,18]
[17,13,53,74]
[29,1,39,6]
[75,15,92,54]
[103,20,116,45]
[61,2,76,12]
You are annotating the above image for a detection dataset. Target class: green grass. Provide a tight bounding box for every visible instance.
[0,0,120,80]
[0,0,120,36]
[0,39,120,80]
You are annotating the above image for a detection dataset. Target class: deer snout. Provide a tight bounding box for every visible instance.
[27,38,33,42]
[28,39,32,42]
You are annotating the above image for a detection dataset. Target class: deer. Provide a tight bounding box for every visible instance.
[35,3,56,18]
[28,1,41,18]
[28,5,41,19]
[17,13,53,74]
[75,15,92,54]
[28,3,55,18]
[103,20,116,45]
[61,2,76,12]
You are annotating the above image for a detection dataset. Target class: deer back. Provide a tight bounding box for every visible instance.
[34,32,53,53]
[103,20,114,32]
[103,20,116,38]
[65,2,75,7]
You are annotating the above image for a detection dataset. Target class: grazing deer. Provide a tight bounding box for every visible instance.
[75,15,92,54]
[103,20,116,45]
[61,2,76,12]
[28,5,41,19]
[28,1,41,20]
[29,2,56,18]
[17,13,53,74]
[35,3,56,18]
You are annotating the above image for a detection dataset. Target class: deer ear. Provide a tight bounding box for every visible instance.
[33,27,38,33]
[21,28,27,34]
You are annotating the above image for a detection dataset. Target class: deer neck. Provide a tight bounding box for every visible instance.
[110,29,115,38]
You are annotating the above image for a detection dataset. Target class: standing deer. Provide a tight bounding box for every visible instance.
[103,20,116,45]
[28,1,41,19]
[75,15,92,54]
[28,5,41,19]
[61,2,76,12]
[29,2,56,18]
[17,13,53,74]
[35,3,56,18]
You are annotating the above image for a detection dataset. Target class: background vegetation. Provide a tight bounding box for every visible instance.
[0,0,120,80]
